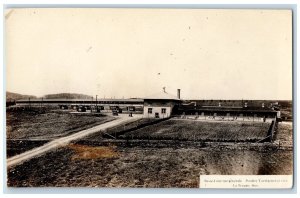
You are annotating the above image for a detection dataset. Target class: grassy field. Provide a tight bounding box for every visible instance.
[6,110,115,157]
[6,110,293,188]
[7,144,293,187]
[120,119,271,142]
[7,110,115,140]
[274,122,293,144]
[78,118,165,141]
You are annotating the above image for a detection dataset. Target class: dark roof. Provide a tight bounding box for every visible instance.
[179,107,277,113]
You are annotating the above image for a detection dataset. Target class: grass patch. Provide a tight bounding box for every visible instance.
[68,144,119,160]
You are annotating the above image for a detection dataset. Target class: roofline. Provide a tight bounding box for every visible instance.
[143,98,181,101]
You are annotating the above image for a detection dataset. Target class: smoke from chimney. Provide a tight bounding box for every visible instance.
[177,89,181,99]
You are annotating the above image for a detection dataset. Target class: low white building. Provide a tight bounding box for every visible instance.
[143,90,181,118]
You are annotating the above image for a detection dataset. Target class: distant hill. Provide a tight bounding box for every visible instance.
[43,93,93,99]
[6,92,93,101]
[6,91,37,101]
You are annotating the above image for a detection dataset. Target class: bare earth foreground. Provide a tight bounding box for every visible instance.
[7,146,292,187]
[7,114,293,187]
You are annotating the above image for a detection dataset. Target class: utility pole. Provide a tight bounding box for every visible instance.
[96,95,98,113]
[91,96,93,113]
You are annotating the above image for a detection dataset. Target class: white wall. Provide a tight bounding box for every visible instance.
[143,106,171,118]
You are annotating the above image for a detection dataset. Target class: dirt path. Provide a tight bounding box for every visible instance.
[7,114,142,168]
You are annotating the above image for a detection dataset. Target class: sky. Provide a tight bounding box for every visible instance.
[5,8,292,100]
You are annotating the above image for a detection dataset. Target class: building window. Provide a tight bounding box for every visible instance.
[128,106,135,111]
[148,108,153,114]
[161,108,166,114]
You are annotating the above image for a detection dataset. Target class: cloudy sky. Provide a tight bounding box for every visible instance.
[5,8,292,99]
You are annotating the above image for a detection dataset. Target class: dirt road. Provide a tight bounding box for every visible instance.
[7,114,142,168]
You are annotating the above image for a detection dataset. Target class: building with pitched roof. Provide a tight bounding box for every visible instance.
[143,88,182,118]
